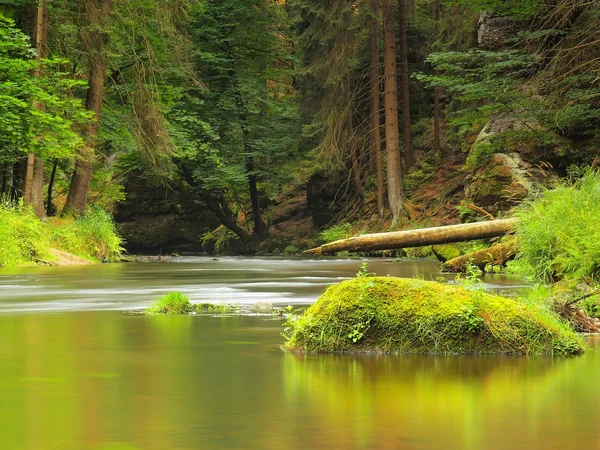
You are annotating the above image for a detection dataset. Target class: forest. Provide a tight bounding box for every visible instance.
[1,2,600,448]
[0,0,597,261]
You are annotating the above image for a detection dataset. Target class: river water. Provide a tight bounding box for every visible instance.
[0,257,597,450]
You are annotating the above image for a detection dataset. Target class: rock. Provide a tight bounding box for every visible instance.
[432,244,462,263]
[114,175,219,253]
[465,152,554,215]
[283,277,583,355]
[251,302,273,314]
[478,11,519,50]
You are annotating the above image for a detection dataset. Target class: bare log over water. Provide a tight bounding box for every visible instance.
[304,219,519,256]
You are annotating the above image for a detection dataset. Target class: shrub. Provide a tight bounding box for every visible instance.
[514,170,600,283]
[146,292,193,315]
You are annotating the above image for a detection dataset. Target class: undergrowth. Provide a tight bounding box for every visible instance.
[0,204,123,267]
[317,223,353,245]
[0,204,51,267]
[513,169,600,283]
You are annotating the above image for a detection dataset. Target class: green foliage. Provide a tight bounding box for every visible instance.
[317,223,352,245]
[0,14,89,163]
[283,277,584,355]
[49,208,123,262]
[514,169,600,283]
[201,226,240,254]
[0,203,51,266]
[146,292,193,315]
[0,204,122,266]
[445,0,541,19]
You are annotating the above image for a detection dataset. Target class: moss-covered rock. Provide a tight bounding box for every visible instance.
[432,244,462,263]
[283,277,584,356]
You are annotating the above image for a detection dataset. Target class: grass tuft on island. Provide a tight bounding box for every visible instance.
[146,292,240,315]
[283,277,584,356]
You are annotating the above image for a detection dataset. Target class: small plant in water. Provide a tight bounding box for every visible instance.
[146,292,193,315]
[455,262,485,290]
[357,262,375,278]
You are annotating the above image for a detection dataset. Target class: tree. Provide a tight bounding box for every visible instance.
[171,0,298,240]
[398,0,414,168]
[368,0,385,218]
[64,0,113,216]
[23,0,48,218]
[382,0,406,224]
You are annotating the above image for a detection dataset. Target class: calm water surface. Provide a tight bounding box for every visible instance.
[0,257,597,450]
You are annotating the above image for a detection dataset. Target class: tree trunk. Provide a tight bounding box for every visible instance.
[348,115,365,200]
[399,0,414,168]
[225,44,268,238]
[46,158,58,216]
[433,87,441,155]
[23,0,48,218]
[11,161,25,203]
[382,0,406,225]
[0,164,7,198]
[442,241,518,273]
[432,0,441,156]
[303,218,518,255]
[64,0,112,217]
[369,0,385,219]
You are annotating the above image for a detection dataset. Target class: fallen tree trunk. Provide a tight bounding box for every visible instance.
[304,218,519,256]
[442,241,518,273]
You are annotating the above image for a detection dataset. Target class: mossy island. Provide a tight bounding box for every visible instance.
[283,277,584,356]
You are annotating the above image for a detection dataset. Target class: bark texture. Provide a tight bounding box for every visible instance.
[304,218,518,255]
[23,1,48,218]
[399,0,414,168]
[369,0,385,218]
[64,0,113,216]
[382,0,406,225]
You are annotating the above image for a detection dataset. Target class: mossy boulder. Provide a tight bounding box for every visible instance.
[283,277,584,356]
[432,244,462,263]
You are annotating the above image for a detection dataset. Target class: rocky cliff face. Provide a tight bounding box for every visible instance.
[114,176,219,253]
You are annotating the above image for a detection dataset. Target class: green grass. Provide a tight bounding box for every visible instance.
[0,204,123,267]
[49,207,123,262]
[514,169,600,283]
[0,204,51,267]
[146,292,194,315]
[283,277,584,356]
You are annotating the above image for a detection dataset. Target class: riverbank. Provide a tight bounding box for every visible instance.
[0,206,122,268]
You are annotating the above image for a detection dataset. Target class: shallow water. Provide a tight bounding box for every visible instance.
[0,257,595,450]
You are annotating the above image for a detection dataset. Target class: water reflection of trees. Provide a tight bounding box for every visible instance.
[282,346,600,450]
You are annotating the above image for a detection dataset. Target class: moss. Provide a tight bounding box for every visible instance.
[432,244,462,263]
[146,292,193,315]
[283,277,584,356]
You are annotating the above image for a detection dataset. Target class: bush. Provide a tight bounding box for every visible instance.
[514,170,600,283]
[283,277,584,356]
[146,292,193,315]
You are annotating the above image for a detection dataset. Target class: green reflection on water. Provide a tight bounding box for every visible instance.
[0,312,598,450]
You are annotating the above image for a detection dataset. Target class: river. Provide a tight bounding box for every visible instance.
[0,257,597,449]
